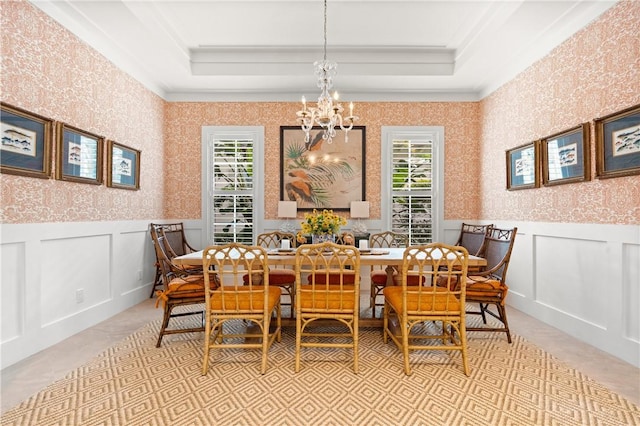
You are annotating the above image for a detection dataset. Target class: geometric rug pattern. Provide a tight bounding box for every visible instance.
[2,315,639,426]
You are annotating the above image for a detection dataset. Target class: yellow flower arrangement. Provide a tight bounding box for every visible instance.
[296,209,346,243]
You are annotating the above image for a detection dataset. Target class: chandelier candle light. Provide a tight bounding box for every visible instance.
[296,0,358,144]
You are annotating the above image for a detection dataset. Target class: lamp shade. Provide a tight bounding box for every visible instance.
[350,201,369,218]
[278,201,298,218]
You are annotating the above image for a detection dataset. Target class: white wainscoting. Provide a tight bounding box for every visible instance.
[2,219,638,369]
[0,219,202,370]
[444,220,640,368]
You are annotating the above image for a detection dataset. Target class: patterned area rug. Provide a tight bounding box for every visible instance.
[2,314,639,426]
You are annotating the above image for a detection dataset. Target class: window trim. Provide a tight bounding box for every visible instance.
[381,126,444,243]
[201,126,264,246]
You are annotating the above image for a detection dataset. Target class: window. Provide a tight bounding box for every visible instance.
[201,127,264,245]
[381,127,444,244]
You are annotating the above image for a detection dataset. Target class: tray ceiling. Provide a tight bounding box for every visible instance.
[30,0,617,101]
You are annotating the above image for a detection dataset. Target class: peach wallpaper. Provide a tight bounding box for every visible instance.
[1,0,638,226]
[163,102,481,221]
[480,0,640,224]
[0,0,166,224]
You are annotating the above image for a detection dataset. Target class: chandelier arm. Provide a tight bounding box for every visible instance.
[295,0,356,145]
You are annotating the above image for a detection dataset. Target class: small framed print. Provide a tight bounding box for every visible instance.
[107,140,140,190]
[595,103,640,179]
[541,123,590,186]
[506,141,539,190]
[55,122,104,185]
[1,102,53,179]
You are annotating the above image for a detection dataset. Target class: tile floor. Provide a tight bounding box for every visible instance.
[2,298,639,413]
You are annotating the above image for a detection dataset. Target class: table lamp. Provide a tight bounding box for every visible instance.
[350,201,369,234]
[278,201,297,233]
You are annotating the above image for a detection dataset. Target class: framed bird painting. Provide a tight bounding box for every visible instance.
[280,126,365,211]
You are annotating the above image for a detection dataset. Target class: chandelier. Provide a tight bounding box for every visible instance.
[296,0,357,144]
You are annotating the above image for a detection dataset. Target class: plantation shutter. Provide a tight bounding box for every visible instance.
[210,137,254,244]
[391,137,433,244]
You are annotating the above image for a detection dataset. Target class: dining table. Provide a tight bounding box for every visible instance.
[173,246,487,327]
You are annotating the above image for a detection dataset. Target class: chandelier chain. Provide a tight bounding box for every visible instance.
[323,0,327,62]
[295,0,357,144]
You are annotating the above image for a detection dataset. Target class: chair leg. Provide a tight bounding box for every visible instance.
[479,303,488,324]
[201,315,212,375]
[459,322,470,376]
[150,265,162,298]
[156,303,173,348]
[402,321,412,376]
[295,316,302,373]
[496,303,512,344]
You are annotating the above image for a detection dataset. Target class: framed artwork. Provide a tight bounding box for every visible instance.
[595,103,640,179]
[280,126,365,211]
[55,122,104,185]
[1,102,53,179]
[107,140,140,190]
[506,141,539,190]
[541,123,590,186]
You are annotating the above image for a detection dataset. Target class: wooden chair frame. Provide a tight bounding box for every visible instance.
[149,222,199,297]
[383,243,470,376]
[152,232,206,348]
[294,242,361,373]
[369,231,409,318]
[455,223,493,256]
[201,243,282,375]
[256,231,297,318]
[465,226,517,343]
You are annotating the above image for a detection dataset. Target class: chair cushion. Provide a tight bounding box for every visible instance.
[308,272,357,285]
[209,286,281,311]
[242,269,295,286]
[155,275,205,307]
[392,274,426,286]
[383,285,460,313]
[370,269,390,285]
[268,269,296,285]
[465,277,508,302]
[298,285,357,310]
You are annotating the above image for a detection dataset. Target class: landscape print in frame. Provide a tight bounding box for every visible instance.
[506,141,539,190]
[280,126,365,211]
[0,102,52,179]
[595,103,640,179]
[541,123,590,186]
[55,122,104,185]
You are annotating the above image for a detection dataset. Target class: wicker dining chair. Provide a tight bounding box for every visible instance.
[201,243,282,375]
[465,226,517,343]
[246,231,297,318]
[383,243,470,376]
[152,232,207,348]
[294,242,361,373]
[455,223,493,256]
[369,231,409,318]
[149,222,199,297]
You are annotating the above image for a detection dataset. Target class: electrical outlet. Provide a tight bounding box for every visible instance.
[137,270,143,282]
[76,288,84,304]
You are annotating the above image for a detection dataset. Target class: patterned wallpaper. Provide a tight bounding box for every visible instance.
[480,0,640,224]
[1,0,638,225]
[163,101,481,221]
[0,0,166,224]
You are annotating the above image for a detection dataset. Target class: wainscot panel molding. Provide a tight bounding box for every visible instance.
[0,220,164,370]
[453,220,639,368]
